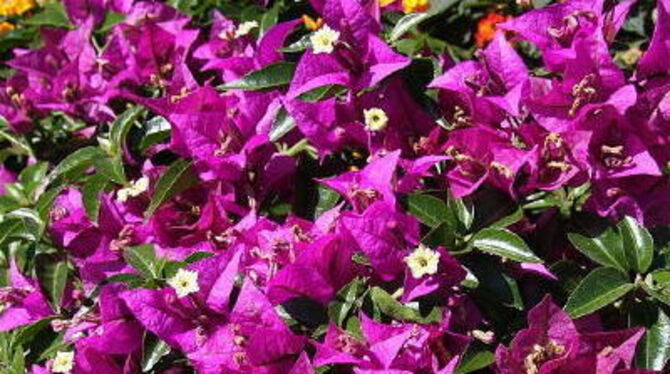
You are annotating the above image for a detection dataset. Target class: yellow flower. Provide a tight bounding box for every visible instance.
[0,21,15,36]
[379,0,396,7]
[0,0,36,17]
[364,108,389,131]
[402,0,430,14]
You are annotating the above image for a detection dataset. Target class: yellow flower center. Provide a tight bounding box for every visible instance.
[310,25,340,54]
[404,244,441,278]
[52,351,75,373]
[364,108,389,131]
[168,268,200,298]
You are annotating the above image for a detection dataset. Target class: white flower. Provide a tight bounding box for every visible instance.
[364,108,389,131]
[168,268,200,298]
[310,25,340,54]
[235,21,259,38]
[116,176,150,202]
[404,244,441,279]
[52,351,75,373]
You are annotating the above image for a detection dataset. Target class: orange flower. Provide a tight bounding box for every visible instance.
[402,0,429,14]
[302,14,323,31]
[0,0,35,17]
[0,21,15,35]
[475,13,510,48]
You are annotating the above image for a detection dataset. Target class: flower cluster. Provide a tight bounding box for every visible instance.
[0,0,668,373]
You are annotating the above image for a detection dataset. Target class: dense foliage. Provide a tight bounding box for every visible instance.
[0,0,669,373]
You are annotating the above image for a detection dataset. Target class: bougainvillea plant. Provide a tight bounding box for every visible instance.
[0,0,669,372]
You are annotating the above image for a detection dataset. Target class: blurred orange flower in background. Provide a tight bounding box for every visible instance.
[475,12,510,47]
[0,21,15,35]
[0,0,35,17]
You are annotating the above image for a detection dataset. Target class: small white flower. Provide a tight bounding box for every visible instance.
[168,268,200,298]
[235,21,259,38]
[310,25,340,54]
[116,176,150,202]
[363,108,389,131]
[404,244,441,279]
[52,351,75,373]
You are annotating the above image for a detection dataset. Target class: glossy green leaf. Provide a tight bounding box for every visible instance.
[94,156,126,185]
[218,62,296,91]
[456,350,495,374]
[45,147,103,186]
[568,229,628,272]
[470,228,542,263]
[82,174,110,223]
[145,159,197,218]
[36,261,68,312]
[369,287,441,323]
[110,106,144,158]
[635,309,670,370]
[269,108,296,142]
[123,244,161,279]
[407,193,453,228]
[618,216,653,273]
[142,337,171,372]
[564,267,634,318]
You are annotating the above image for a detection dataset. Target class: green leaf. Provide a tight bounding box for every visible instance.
[5,208,44,241]
[18,162,48,199]
[13,317,56,345]
[369,287,441,323]
[98,11,125,33]
[110,106,144,158]
[568,229,628,272]
[489,207,524,229]
[123,244,161,279]
[456,350,495,374]
[82,174,110,223]
[24,2,73,29]
[328,278,366,327]
[139,116,171,152]
[279,34,311,53]
[635,309,670,370]
[297,84,347,102]
[564,267,634,318]
[145,159,197,218]
[45,146,103,186]
[314,186,340,219]
[448,194,474,231]
[618,216,653,273]
[36,261,68,312]
[389,0,458,41]
[35,186,64,219]
[641,270,670,306]
[259,1,280,34]
[470,228,542,263]
[407,194,453,228]
[142,338,171,372]
[184,251,215,264]
[94,156,127,185]
[269,108,296,142]
[218,62,296,91]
